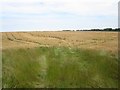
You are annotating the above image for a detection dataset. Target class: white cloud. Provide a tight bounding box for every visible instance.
[0,0,119,31]
[1,0,119,16]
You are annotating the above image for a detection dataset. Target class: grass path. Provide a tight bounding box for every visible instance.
[2,47,118,88]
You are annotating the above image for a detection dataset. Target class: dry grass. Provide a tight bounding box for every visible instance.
[2,31,118,54]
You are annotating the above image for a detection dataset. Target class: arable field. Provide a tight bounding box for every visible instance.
[2,31,119,88]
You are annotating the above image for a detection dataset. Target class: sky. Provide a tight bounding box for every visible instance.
[0,0,119,32]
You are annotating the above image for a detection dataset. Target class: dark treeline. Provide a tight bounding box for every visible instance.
[63,28,120,32]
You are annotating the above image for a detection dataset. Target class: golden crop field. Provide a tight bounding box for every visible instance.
[2,31,119,88]
[2,31,118,54]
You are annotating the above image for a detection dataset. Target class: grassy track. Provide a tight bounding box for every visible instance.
[2,47,118,88]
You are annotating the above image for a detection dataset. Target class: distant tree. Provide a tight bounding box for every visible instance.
[62,30,71,31]
[113,28,120,31]
[103,28,112,31]
[90,29,101,31]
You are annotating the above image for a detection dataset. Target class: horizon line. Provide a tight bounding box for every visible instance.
[1,28,119,32]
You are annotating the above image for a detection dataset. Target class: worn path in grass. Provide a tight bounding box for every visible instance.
[2,47,118,88]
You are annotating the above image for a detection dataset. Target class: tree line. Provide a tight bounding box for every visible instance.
[63,28,120,32]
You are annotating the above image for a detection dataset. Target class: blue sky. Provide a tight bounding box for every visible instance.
[0,0,119,31]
